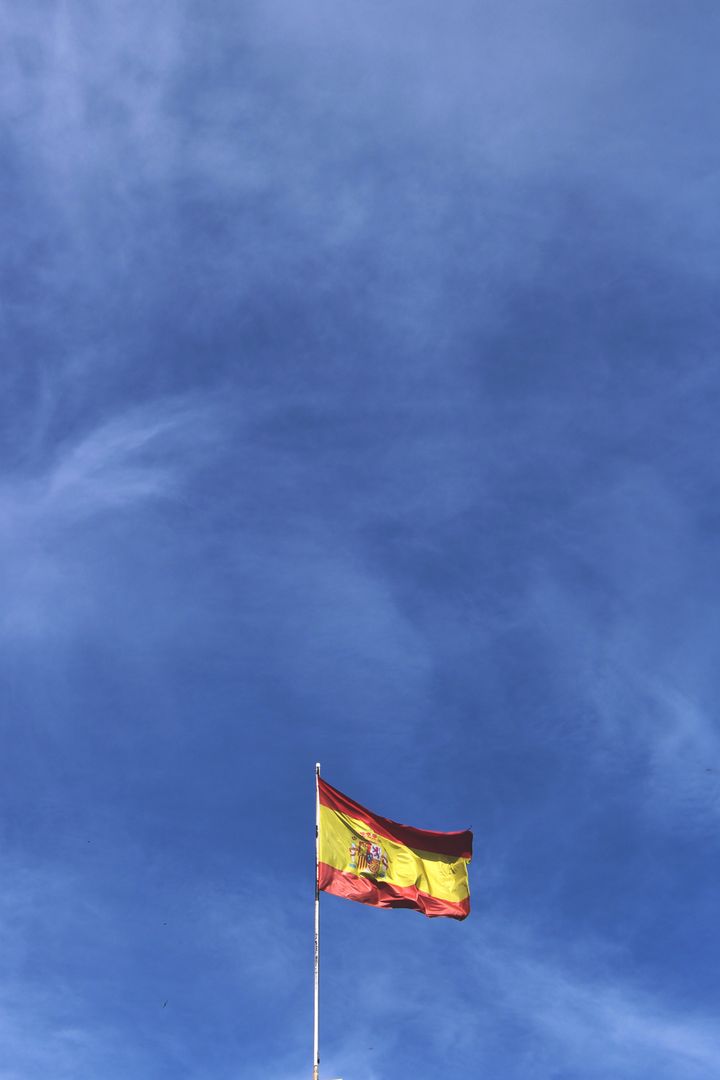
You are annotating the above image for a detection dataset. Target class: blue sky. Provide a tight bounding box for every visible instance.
[2,2,720,1077]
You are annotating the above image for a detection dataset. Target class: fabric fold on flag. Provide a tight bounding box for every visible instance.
[317,777,472,920]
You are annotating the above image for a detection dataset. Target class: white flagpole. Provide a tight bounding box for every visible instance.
[313,762,321,1080]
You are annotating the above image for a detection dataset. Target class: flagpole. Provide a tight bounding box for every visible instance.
[313,762,321,1080]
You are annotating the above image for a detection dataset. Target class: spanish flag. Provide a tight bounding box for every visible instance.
[318,777,472,920]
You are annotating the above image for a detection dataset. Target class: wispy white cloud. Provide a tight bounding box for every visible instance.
[512,457,720,828]
[42,399,213,516]
[639,679,720,829]
[474,920,720,1079]
[2,3,182,189]
[0,394,225,641]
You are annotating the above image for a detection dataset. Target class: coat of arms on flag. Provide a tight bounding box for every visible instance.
[349,831,389,878]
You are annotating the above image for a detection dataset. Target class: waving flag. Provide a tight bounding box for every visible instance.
[317,777,472,920]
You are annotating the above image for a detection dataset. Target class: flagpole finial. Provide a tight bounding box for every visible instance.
[315,762,321,773]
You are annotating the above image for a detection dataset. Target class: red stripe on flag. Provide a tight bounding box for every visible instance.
[318,777,472,860]
[318,862,470,920]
